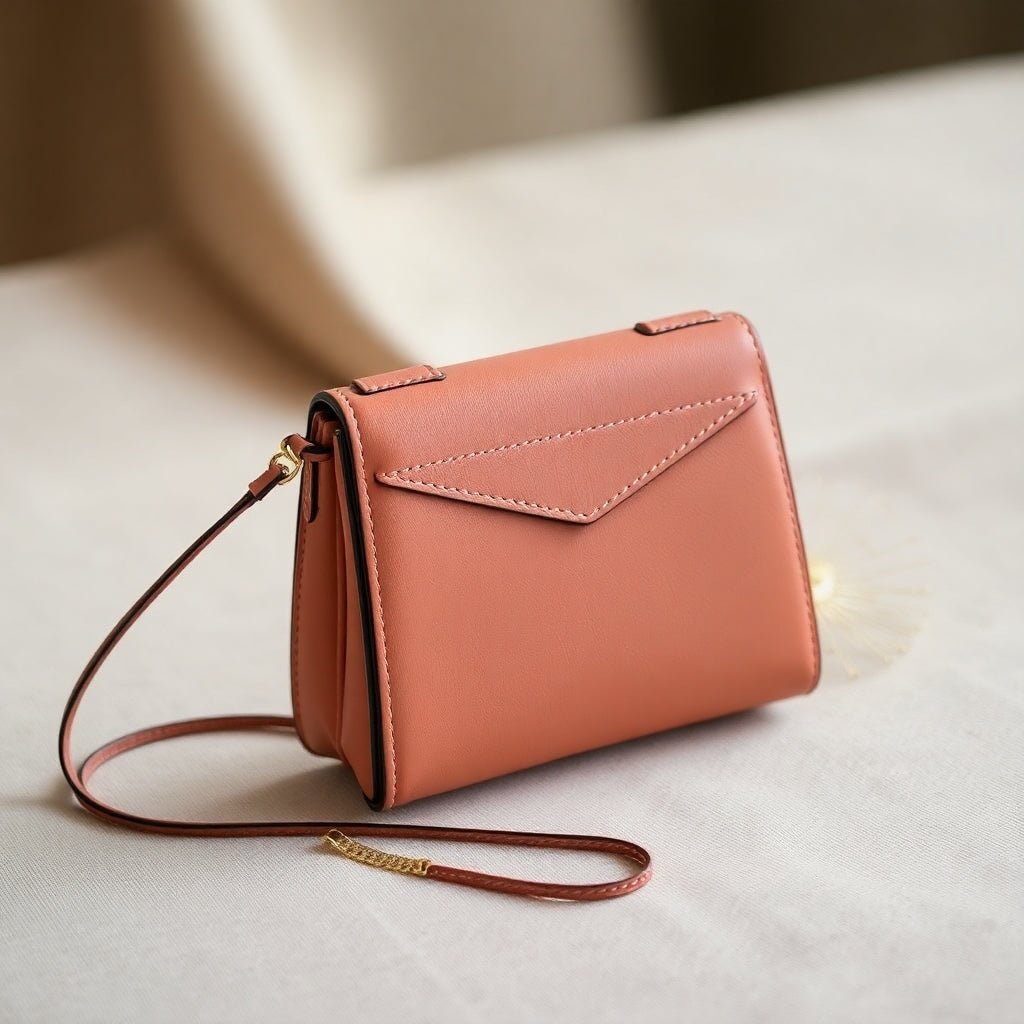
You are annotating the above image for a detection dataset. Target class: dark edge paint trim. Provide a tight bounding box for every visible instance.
[287,406,324,760]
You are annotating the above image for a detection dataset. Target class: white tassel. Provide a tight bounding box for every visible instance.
[799,480,930,681]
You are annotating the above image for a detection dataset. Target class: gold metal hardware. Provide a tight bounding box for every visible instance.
[321,830,431,877]
[269,437,302,485]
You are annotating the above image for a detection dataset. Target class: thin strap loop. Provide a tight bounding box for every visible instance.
[58,434,652,901]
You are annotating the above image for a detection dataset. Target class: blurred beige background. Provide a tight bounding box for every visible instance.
[3,0,1022,377]
[4,0,1023,267]
[3,0,1021,377]
[1,0,657,267]
[4,0,1024,266]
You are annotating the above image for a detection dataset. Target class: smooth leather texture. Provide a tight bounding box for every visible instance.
[60,308,815,902]
[290,412,345,759]
[374,389,759,523]
[292,311,820,810]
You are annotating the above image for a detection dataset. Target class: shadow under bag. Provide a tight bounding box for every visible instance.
[60,310,820,901]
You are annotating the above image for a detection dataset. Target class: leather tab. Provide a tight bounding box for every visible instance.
[634,310,718,335]
[248,466,284,499]
[353,365,445,395]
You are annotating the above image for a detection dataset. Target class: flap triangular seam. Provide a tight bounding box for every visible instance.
[377,391,758,522]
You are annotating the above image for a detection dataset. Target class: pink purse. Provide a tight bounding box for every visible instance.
[60,310,819,901]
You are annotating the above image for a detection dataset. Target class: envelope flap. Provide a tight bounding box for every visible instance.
[375,389,758,523]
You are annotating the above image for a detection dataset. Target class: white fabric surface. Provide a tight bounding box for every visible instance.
[3,58,1023,1022]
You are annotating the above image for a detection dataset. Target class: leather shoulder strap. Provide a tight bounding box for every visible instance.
[58,434,652,902]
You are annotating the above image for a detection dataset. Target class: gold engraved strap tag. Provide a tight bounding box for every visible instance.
[321,830,431,877]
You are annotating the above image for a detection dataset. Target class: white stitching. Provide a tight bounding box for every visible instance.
[361,373,435,392]
[638,313,716,334]
[338,391,399,805]
[385,393,754,475]
[433,866,651,898]
[356,366,442,393]
[383,393,756,520]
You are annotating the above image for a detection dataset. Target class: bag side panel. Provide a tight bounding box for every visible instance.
[290,412,346,759]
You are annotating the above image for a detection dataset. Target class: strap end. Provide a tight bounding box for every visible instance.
[248,466,285,499]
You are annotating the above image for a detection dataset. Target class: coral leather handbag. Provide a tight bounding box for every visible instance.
[59,310,820,901]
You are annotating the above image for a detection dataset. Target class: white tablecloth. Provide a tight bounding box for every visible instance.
[2,58,1022,1023]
